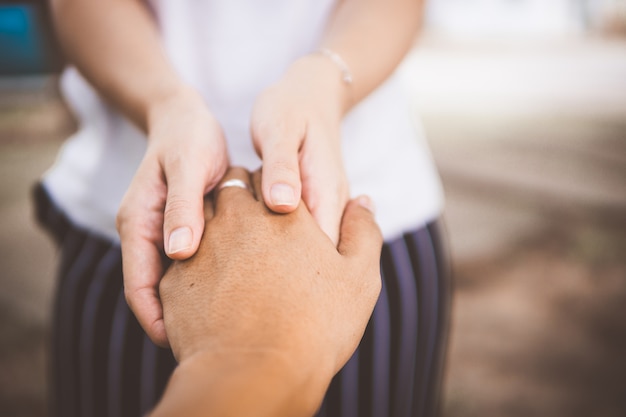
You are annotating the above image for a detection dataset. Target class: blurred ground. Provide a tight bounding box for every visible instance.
[405,35,626,417]
[1,35,625,416]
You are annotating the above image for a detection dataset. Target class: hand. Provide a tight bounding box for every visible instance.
[159,167,382,395]
[116,87,229,347]
[251,54,351,245]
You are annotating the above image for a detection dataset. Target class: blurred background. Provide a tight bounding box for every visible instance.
[1,0,625,416]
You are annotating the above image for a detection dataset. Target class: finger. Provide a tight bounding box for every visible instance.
[162,159,210,260]
[337,196,383,260]
[308,196,343,246]
[258,137,302,213]
[303,176,348,246]
[214,167,255,215]
[119,230,169,347]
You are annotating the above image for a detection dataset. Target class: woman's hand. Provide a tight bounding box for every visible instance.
[117,87,229,347]
[251,55,351,245]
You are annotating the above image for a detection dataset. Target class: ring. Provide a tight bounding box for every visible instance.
[219,178,249,191]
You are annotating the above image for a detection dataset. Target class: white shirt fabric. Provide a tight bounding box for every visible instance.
[43,0,444,242]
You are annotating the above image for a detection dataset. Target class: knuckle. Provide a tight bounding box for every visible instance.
[253,120,303,151]
[267,159,300,180]
[162,149,184,171]
[163,146,208,174]
[163,196,193,220]
[252,117,281,142]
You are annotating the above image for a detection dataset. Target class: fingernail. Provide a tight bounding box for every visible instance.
[270,183,296,206]
[357,195,376,214]
[168,227,192,254]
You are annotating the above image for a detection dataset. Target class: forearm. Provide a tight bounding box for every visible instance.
[321,0,425,109]
[150,351,330,417]
[50,0,187,130]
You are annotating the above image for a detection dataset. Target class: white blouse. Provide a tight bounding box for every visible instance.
[43,0,443,241]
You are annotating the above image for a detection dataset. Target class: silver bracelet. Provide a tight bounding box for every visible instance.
[318,48,353,85]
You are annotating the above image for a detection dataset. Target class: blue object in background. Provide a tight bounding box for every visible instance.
[0,4,62,74]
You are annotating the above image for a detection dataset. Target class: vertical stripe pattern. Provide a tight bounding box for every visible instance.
[315,222,452,417]
[35,184,451,417]
[35,185,173,417]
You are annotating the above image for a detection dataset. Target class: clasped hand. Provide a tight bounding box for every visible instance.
[117,56,349,346]
[151,168,382,416]
[153,169,382,417]
[160,168,382,367]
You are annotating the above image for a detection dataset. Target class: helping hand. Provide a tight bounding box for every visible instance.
[116,88,229,347]
[251,55,351,245]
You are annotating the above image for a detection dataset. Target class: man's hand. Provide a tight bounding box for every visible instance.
[154,167,382,416]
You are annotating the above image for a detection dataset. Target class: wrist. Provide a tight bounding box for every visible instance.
[317,48,353,85]
[286,53,352,117]
[145,84,209,135]
[152,349,333,417]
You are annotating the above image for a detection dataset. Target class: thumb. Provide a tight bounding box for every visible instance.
[259,138,302,214]
[337,196,383,260]
[163,161,210,260]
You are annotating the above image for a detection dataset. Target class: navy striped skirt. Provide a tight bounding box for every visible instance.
[34,183,452,417]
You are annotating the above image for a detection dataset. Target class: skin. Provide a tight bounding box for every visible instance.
[50,0,425,346]
[152,168,383,416]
